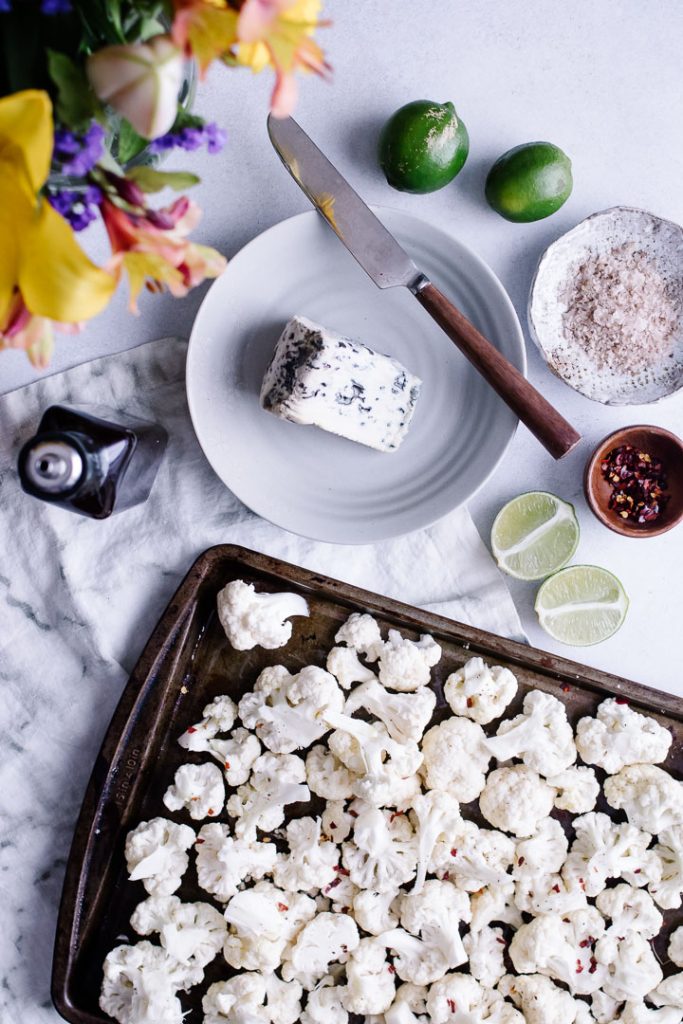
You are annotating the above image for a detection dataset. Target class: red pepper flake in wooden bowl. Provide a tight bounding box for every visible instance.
[600,444,670,524]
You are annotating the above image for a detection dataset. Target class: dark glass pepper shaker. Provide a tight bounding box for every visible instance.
[17,404,168,520]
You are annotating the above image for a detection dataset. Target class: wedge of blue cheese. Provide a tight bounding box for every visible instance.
[260,316,422,452]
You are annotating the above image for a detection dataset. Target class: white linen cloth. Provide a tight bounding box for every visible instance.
[0,336,523,1022]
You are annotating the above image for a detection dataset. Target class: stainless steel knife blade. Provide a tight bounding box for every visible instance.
[267,114,426,292]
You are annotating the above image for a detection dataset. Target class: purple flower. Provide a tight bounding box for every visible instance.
[148,121,227,155]
[48,185,103,231]
[53,122,105,177]
[41,0,72,11]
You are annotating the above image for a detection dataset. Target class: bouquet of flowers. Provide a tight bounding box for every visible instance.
[0,0,328,367]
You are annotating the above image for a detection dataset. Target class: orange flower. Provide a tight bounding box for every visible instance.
[102,197,226,312]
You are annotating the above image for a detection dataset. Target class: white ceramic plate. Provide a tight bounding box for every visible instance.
[187,208,525,544]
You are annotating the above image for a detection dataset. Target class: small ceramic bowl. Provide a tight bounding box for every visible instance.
[584,425,683,537]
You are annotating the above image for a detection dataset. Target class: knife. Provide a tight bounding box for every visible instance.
[267,114,581,460]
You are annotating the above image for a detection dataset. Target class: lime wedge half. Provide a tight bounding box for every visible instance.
[491,492,580,580]
[535,565,629,646]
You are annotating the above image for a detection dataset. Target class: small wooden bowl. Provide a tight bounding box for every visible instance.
[584,425,683,538]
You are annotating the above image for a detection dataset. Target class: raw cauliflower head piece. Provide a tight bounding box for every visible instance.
[324,712,423,808]
[547,766,600,814]
[427,972,524,1024]
[163,762,225,820]
[100,940,202,1024]
[341,936,397,1014]
[344,678,437,745]
[223,884,289,972]
[227,751,310,842]
[272,815,340,894]
[177,694,237,753]
[668,926,683,968]
[130,894,226,969]
[217,579,309,651]
[604,764,683,834]
[498,973,580,1024]
[353,888,400,935]
[326,646,377,689]
[300,976,349,1024]
[619,1002,683,1024]
[430,819,515,892]
[281,911,360,989]
[398,878,471,971]
[203,972,303,1024]
[512,816,569,879]
[321,800,355,844]
[209,726,262,788]
[576,698,673,774]
[420,717,491,803]
[125,817,195,896]
[195,822,277,902]
[377,927,450,986]
[384,983,429,1024]
[409,789,462,894]
[342,804,417,892]
[596,883,663,941]
[649,826,683,909]
[306,745,359,801]
[562,812,661,898]
[649,974,683,1010]
[469,880,523,933]
[239,664,344,754]
[463,925,507,989]
[509,907,607,996]
[479,765,555,837]
[335,612,383,656]
[484,689,576,777]
[595,931,664,1001]
[444,657,518,725]
[368,629,442,692]
[514,873,588,917]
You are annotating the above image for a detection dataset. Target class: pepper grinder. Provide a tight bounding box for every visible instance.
[18,404,168,519]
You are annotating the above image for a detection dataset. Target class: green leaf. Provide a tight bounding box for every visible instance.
[114,119,149,165]
[170,107,206,133]
[127,166,201,192]
[47,49,100,129]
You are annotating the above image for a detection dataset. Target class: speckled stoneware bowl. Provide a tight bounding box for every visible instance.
[528,206,683,404]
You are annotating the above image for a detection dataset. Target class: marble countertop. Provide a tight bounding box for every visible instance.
[1,3,682,1019]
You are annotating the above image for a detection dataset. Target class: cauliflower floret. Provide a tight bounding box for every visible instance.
[335,612,382,656]
[431,820,515,892]
[325,712,423,807]
[342,804,417,892]
[469,880,523,933]
[591,991,622,1023]
[239,664,343,753]
[485,689,576,776]
[344,678,436,744]
[162,762,224,820]
[384,983,429,1024]
[479,765,555,837]
[619,1002,683,1023]
[498,973,581,1024]
[378,927,450,986]
[368,629,441,692]
[649,975,683,1010]
[463,926,506,988]
[548,766,600,813]
[272,816,339,894]
[509,908,607,995]
[301,977,349,1024]
[321,800,354,844]
[576,699,673,774]
[596,883,663,940]
[562,812,661,897]
[217,579,309,651]
[195,822,277,902]
[409,789,462,893]
[306,745,358,800]
[444,657,518,725]
[649,826,683,909]
[353,888,400,935]
[209,727,262,787]
[427,973,524,1024]
[420,717,491,802]
[326,646,377,689]
[124,817,195,896]
[100,940,202,1024]
[130,894,226,969]
[513,816,569,878]
[321,869,359,911]
[604,765,683,834]
[595,932,663,1001]
[341,936,396,1014]
[669,927,683,968]
[281,911,360,989]
[514,874,588,916]
[398,879,471,970]
[222,883,315,972]
[177,694,238,753]
[227,751,310,841]
[203,972,303,1024]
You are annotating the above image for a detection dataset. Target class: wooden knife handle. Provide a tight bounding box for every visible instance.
[415,282,581,460]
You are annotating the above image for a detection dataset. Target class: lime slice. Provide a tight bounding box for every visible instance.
[535,565,629,646]
[491,492,580,580]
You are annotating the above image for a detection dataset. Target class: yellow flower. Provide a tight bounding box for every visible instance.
[0,90,116,329]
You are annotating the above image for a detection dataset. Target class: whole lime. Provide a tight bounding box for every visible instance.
[378,100,470,194]
[485,142,572,222]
